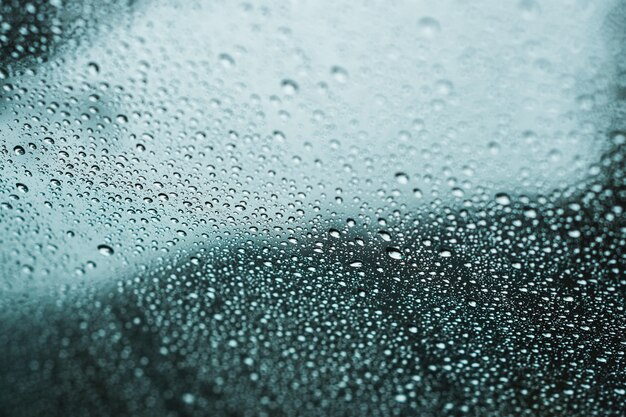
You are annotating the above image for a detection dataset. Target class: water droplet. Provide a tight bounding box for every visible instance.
[523,207,537,218]
[568,230,581,238]
[219,53,235,68]
[386,247,403,260]
[281,79,299,95]
[98,244,114,256]
[273,130,286,142]
[395,394,407,403]
[87,62,100,75]
[13,146,25,155]
[417,17,441,38]
[182,393,195,405]
[395,172,409,184]
[519,0,541,20]
[488,141,501,154]
[378,231,392,242]
[495,193,511,206]
[331,66,348,83]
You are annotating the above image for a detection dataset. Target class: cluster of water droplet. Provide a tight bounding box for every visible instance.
[0,1,624,416]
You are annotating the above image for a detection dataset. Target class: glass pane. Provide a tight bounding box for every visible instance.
[1,1,624,416]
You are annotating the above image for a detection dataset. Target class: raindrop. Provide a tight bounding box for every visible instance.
[386,247,403,260]
[523,207,537,218]
[218,53,235,67]
[97,245,114,256]
[568,230,581,238]
[281,79,299,95]
[395,394,407,403]
[417,17,441,38]
[87,62,100,75]
[182,393,195,405]
[331,66,348,83]
[495,193,511,206]
[395,172,409,184]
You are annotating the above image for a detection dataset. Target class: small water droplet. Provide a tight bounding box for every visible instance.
[395,394,407,403]
[87,62,100,75]
[98,244,114,256]
[182,393,195,405]
[523,207,537,218]
[395,172,409,184]
[386,247,403,260]
[417,17,441,38]
[331,66,348,83]
[568,230,581,238]
[219,53,235,68]
[350,261,363,268]
[273,130,286,142]
[281,79,299,95]
[378,231,392,242]
[495,193,511,206]
[519,0,541,20]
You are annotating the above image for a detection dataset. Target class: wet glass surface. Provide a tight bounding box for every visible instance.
[0,1,625,416]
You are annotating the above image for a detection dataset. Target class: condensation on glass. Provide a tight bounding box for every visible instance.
[0,1,624,416]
